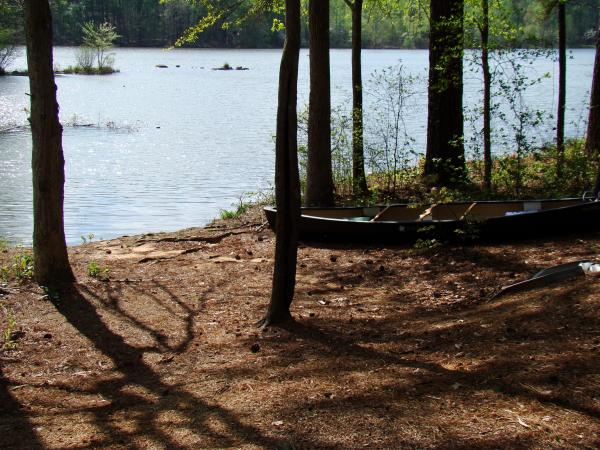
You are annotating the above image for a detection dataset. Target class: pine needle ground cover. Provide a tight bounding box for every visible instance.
[1,208,599,449]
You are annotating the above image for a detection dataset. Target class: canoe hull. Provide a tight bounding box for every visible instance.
[263,200,600,243]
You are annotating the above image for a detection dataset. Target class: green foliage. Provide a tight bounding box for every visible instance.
[1,308,18,351]
[491,139,596,198]
[367,63,422,194]
[298,104,355,198]
[219,197,253,219]
[170,0,284,47]
[0,0,20,75]
[0,237,7,252]
[0,266,8,282]
[46,0,600,48]
[62,65,117,75]
[412,226,443,252]
[80,21,119,71]
[80,233,95,244]
[412,238,442,251]
[11,252,34,281]
[87,261,109,278]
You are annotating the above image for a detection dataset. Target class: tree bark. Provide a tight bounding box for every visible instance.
[261,0,301,326]
[24,0,75,286]
[587,24,600,197]
[556,0,566,178]
[586,25,600,157]
[423,0,466,187]
[305,0,335,207]
[351,0,368,199]
[481,0,492,192]
[594,166,600,198]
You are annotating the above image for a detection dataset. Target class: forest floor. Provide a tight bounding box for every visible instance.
[1,206,599,449]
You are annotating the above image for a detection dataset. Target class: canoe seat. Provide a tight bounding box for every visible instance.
[429,203,472,220]
[371,205,426,221]
[461,202,525,220]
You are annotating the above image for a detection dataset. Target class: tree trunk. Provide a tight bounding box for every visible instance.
[556,0,566,179]
[594,166,600,198]
[24,0,75,286]
[588,24,600,197]
[305,0,334,207]
[423,0,466,187]
[481,0,492,192]
[351,0,368,199]
[260,0,301,327]
[586,25,600,157]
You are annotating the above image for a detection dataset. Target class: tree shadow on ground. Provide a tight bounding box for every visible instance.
[0,365,44,449]
[47,284,288,449]
[272,283,600,414]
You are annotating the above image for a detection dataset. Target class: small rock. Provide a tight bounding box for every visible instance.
[106,249,112,254]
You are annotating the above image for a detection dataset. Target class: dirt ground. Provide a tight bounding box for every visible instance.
[1,207,599,449]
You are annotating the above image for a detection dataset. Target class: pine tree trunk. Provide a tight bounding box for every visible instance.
[556,1,566,179]
[594,167,600,198]
[588,24,600,197]
[24,0,75,286]
[261,0,301,327]
[351,0,368,199]
[423,0,466,187]
[481,0,492,192]
[586,25,600,158]
[305,0,334,207]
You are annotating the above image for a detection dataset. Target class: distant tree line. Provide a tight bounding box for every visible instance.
[3,0,599,49]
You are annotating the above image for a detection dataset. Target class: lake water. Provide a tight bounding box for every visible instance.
[0,47,595,244]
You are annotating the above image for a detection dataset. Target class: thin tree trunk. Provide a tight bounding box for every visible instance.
[557,0,566,179]
[260,0,301,327]
[481,0,492,192]
[351,0,368,199]
[587,24,600,197]
[594,167,600,198]
[305,0,334,207]
[423,0,466,187]
[586,25,600,158]
[24,0,75,286]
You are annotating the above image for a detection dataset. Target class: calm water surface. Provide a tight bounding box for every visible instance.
[0,47,595,244]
